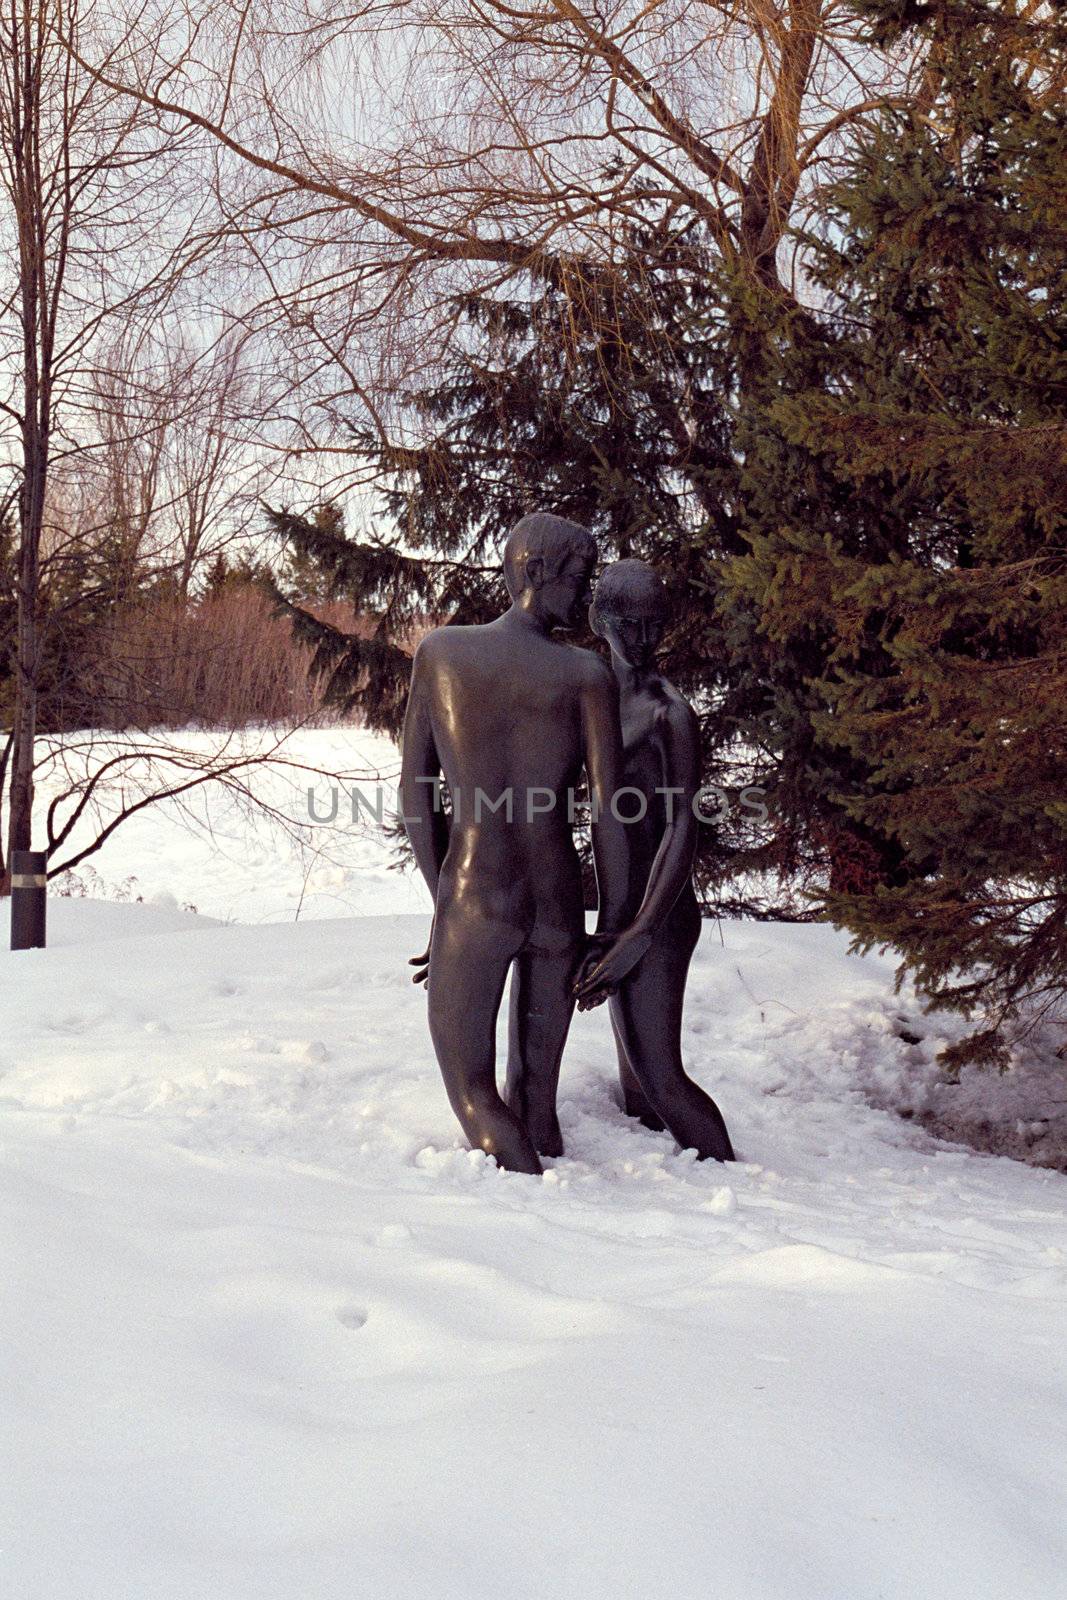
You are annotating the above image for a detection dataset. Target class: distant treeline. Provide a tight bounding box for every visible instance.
[0,551,373,735]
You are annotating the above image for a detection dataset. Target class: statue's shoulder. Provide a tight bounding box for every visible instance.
[653,680,699,739]
[561,642,613,691]
[413,622,480,662]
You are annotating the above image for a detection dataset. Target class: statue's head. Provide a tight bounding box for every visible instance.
[590,558,667,670]
[503,512,597,629]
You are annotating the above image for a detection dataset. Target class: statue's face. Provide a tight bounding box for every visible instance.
[596,609,665,670]
[536,551,595,629]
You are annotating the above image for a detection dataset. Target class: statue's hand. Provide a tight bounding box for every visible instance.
[408,937,432,987]
[574,932,612,986]
[574,928,653,1011]
[572,933,616,1011]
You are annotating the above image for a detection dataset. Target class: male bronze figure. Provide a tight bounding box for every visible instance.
[574,559,735,1162]
[399,513,628,1174]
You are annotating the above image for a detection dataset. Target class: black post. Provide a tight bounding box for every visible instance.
[11,849,47,950]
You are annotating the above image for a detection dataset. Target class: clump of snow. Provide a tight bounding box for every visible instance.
[860,1003,1067,1173]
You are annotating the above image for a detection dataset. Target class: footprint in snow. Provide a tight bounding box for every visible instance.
[45,1012,95,1035]
[336,1305,369,1330]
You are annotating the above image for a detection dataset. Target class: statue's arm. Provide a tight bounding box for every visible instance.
[581,660,629,936]
[574,697,700,1007]
[625,699,701,940]
[399,641,449,903]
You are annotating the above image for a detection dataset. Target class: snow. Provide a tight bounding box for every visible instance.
[4,731,1067,1597]
[864,1017,1067,1175]
[37,726,428,923]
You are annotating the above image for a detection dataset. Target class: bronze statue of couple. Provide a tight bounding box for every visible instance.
[400,512,735,1175]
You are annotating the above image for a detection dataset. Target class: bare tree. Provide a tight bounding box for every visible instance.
[32,723,383,890]
[165,332,262,599]
[69,325,270,601]
[57,0,942,490]
[0,0,250,889]
[0,0,197,886]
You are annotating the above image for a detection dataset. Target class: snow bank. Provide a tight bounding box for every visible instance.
[34,726,428,924]
[4,899,1067,1598]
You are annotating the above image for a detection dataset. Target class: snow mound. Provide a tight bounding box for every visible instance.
[4,904,1067,1598]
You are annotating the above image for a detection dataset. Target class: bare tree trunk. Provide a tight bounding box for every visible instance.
[5,0,54,881]
[8,436,45,867]
[0,726,12,891]
[9,341,51,868]
[738,0,822,283]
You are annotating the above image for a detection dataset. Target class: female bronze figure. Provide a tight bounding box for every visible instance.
[575,559,735,1162]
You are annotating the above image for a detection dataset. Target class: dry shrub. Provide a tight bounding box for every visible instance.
[90,586,376,729]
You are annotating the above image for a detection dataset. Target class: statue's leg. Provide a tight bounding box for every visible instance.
[609,916,735,1163]
[612,1020,666,1132]
[427,907,543,1175]
[503,941,579,1158]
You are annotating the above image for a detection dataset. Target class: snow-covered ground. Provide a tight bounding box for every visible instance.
[4,731,1067,1598]
[34,727,428,924]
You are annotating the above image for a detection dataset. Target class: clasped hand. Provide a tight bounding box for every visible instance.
[573,927,653,1011]
[410,924,652,1006]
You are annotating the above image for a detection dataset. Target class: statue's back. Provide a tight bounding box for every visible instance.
[417,621,595,811]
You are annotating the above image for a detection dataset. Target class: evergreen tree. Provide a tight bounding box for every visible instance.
[264,499,468,740]
[725,0,1067,1064]
[267,241,802,906]
[270,1,1067,1045]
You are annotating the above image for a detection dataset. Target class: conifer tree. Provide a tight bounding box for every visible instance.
[264,499,487,740]
[268,244,798,908]
[726,0,1067,1064]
